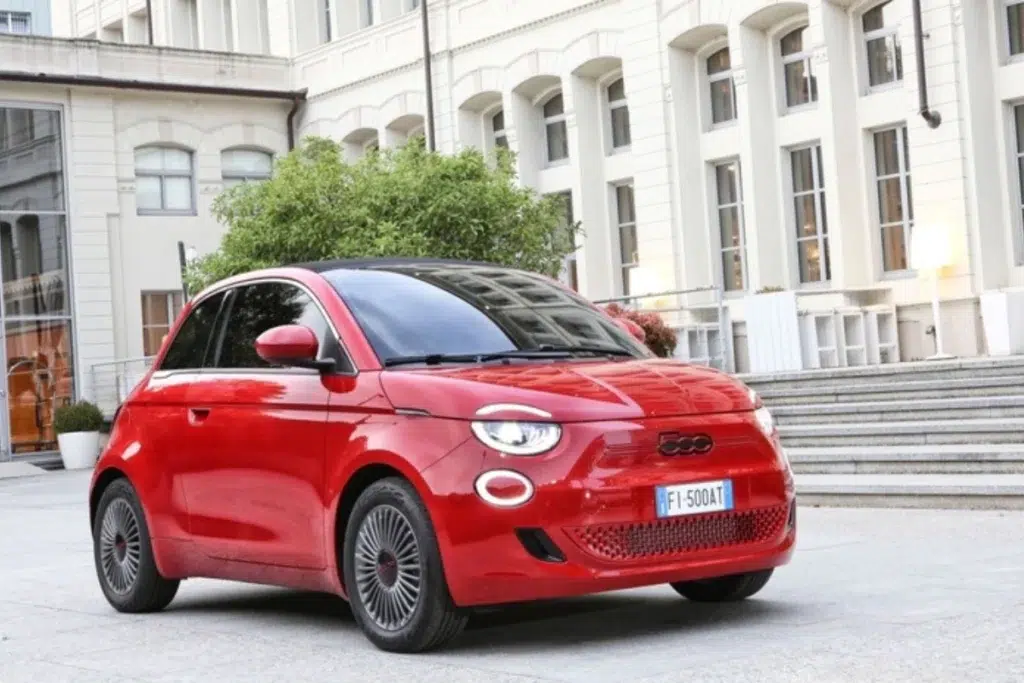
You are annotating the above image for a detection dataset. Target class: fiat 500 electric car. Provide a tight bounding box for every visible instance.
[89,258,796,653]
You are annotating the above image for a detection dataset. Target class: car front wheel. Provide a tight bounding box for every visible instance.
[93,478,180,612]
[670,569,774,603]
[342,477,467,653]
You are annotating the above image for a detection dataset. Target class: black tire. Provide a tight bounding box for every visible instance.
[670,569,774,603]
[342,477,467,653]
[93,477,179,613]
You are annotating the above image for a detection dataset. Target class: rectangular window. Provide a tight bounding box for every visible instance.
[873,125,914,271]
[615,183,637,296]
[791,144,830,283]
[607,78,631,150]
[1010,0,1024,56]
[551,192,578,291]
[0,11,31,34]
[1015,104,1024,242]
[134,146,195,214]
[141,291,185,356]
[715,161,747,291]
[322,0,332,43]
[543,93,569,163]
[362,0,374,27]
[863,1,903,88]
[781,26,818,109]
[707,48,737,125]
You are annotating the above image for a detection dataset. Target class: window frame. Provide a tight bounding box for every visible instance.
[1013,103,1024,262]
[134,145,197,216]
[489,106,508,151]
[540,90,570,165]
[221,148,274,187]
[706,46,738,127]
[872,124,914,273]
[549,191,579,291]
[713,159,748,293]
[154,291,229,372]
[790,143,831,284]
[141,290,185,357]
[361,0,374,28]
[613,181,638,297]
[153,277,356,377]
[0,10,31,34]
[605,75,631,152]
[321,0,332,43]
[1008,0,1024,60]
[861,0,904,91]
[779,24,818,112]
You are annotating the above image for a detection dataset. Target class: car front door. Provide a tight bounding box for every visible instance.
[135,290,229,541]
[181,279,345,569]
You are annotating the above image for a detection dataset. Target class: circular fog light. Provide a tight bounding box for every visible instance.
[474,470,534,508]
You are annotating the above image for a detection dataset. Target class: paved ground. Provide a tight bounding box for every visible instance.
[0,471,1022,683]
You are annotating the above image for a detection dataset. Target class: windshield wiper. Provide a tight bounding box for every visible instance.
[383,349,574,368]
[529,344,636,358]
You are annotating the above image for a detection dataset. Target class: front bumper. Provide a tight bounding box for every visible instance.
[420,412,797,607]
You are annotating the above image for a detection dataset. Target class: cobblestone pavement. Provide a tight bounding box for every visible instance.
[0,470,1022,683]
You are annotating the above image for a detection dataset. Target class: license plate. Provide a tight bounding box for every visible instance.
[655,479,734,518]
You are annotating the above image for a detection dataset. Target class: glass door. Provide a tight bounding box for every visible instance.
[0,105,75,462]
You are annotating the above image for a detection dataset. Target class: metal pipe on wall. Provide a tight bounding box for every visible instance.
[145,0,154,45]
[911,0,942,129]
[419,0,436,151]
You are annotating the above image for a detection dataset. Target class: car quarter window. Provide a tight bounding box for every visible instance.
[158,292,226,371]
[215,281,347,370]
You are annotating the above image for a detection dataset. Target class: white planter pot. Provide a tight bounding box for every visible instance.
[980,289,1024,356]
[743,290,804,373]
[57,431,101,470]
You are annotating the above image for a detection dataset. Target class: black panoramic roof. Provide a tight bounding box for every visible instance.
[288,257,508,273]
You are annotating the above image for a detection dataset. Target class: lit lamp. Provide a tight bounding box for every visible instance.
[909,221,955,360]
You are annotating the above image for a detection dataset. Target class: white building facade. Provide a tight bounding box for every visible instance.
[2,0,1024,464]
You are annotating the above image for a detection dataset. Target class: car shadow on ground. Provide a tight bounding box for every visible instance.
[166,587,796,651]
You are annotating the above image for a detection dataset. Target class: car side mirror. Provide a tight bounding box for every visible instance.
[255,324,335,372]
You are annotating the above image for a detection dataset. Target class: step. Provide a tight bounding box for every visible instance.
[740,355,1024,390]
[755,375,1024,405]
[777,418,1024,447]
[794,473,1024,509]
[771,395,1024,425]
[786,444,1024,474]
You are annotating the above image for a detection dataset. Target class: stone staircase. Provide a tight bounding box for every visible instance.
[739,356,1024,509]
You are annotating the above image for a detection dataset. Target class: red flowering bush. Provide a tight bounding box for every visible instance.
[604,303,678,358]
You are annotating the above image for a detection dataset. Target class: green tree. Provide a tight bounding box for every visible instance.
[187,135,580,292]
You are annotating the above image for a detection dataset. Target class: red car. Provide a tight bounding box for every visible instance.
[89,258,796,652]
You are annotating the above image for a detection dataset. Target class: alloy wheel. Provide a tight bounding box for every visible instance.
[353,504,423,631]
[98,498,142,595]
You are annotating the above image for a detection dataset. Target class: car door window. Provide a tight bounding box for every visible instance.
[215,281,345,370]
[158,292,226,370]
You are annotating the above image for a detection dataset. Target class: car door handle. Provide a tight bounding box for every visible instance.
[188,407,211,425]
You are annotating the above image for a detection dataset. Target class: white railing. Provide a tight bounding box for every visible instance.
[90,356,155,417]
[593,285,734,373]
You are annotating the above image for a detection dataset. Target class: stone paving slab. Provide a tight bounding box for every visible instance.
[0,470,1021,682]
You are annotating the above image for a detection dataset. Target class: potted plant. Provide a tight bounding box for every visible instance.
[53,400,105,470]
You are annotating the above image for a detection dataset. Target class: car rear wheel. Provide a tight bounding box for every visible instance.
[342,477,467,653]
[670,569,774,603]
[93,478,180,612]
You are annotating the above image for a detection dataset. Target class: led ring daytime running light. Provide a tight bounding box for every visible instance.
[474,470,535,508]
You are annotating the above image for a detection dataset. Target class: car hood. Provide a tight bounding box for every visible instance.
[378,358,756,422]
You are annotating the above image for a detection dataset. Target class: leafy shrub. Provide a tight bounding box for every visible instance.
[188,136,579,292]
[604,303,678,358]
[53,401,104,434]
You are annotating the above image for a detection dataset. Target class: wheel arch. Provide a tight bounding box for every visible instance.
[89,466,131,531]
[329,455,437,597]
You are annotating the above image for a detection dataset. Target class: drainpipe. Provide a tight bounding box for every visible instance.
[420,0,436,151]
[911,0,941,129]
[286,96,303,151]
[145,0,154,45]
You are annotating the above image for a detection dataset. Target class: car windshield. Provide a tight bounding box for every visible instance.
[322,263,652,366]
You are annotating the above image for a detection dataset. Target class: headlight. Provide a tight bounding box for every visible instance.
[754,406,776,437]
[470,420,562,456]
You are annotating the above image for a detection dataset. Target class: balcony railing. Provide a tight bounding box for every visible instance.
[90,356,154,417]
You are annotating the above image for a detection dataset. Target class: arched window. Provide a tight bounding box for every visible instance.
[222,148,274,188]
[542,92,569,163]
[134,146,195,214]
[780,26,818,108]
[706,48,736,124]
[606,77,631,150]
[862,1,903,87]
